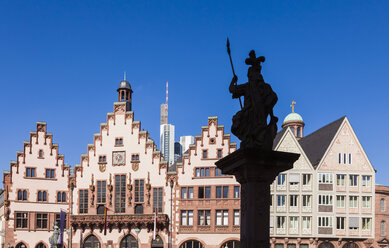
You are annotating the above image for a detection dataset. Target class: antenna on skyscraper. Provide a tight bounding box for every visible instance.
[166,81,168,122]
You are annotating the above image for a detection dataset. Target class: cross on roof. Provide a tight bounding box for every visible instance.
[290,100,296,113]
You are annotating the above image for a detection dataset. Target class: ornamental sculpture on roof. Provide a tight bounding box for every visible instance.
[227,39,278,150]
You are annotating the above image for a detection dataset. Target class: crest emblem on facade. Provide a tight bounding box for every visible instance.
[99,163,106,172]
[132,162,139,171]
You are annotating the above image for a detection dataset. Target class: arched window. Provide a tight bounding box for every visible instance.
[23,190,27,200]
[381,198,386,212]
[18,190,22,200]
[36,243,47,248]
[38,149,43,158]
[381,221,386,236]
[62,192,66,202]
[38,191,42,201]
[180,240,204,248]
[151,235,163,248]
[342,242,359,248]
[120,234,138,248]
[318,242,335,248]
[83,235,100,248]
[57,192,61,202]
[43,191,47,201]
[220,240,240,248]
[16,243,27,248]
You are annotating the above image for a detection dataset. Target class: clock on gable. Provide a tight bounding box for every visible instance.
[112,151,125,166]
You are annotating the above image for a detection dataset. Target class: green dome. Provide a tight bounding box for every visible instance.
[283,112,303,124]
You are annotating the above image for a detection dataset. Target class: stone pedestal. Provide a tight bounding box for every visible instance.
[216,148,299,248]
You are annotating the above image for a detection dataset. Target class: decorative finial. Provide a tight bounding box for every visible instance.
[290,100,296,113]
[124,71,126,81]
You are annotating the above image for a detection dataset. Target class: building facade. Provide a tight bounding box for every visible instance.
[374,185,389,248]
[1,79,378,248]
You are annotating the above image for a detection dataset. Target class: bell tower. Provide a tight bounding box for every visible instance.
[117,72,133,111]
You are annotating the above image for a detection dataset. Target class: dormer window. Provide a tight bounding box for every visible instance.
[38,149,44,159]
[115,138,123,146]
[99,155,107,163]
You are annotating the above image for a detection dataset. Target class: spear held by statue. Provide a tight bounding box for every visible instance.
[226,38,243,109]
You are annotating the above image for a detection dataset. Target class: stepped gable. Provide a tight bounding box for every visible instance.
[178,116,237,173]
[272,128,287,150]
[299,116,346,168]
[6,122,67,183]
[74,101,162,178]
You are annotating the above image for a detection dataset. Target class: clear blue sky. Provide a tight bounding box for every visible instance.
[0,1,388,184]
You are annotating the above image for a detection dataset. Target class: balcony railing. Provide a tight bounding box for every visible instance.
[71,213,169,232]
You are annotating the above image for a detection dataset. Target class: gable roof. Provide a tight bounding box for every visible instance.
[273,128,287,150]
[298,116,346,168]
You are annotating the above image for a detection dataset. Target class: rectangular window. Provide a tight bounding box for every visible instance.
[135,179,144,203]
[290,195,298,207]
[26,167,36,177]
[217,149,222,158]
[349,217,359,229]
[205,186,211,198]
[97,180,106,203]
[349,153,352,164]
[202,150,207,159]
[318,195,333,205]
[302,216,311,229]
[216,186,222,198]
[233,210,240,226]
[115,175,126,213]
[289,216,298,229]
[302,174,311,185]
[181,187,187,199]
[277,216,286,229]
[362,175,371,187]
[45,169,55,179]
[338,153,342,164]
[216,210,229,226]
[337,217,345,230]
[362,196,371,208]
[181,210,193,226]
[277,174,286,185]
[270,195,273,207]
[344,153,346,164]
[302,195,311,207]
[234,186,240,198]
[277,195,286,207]
[215,168,220,176]
[198,187,204,199]
[198,210,211,226]
[205,168,210,177]
[318,173,333,183]
[223,186,229,198]
[36,213,48,229]
[318,216,332,227]
[153,188,163,212]
[195,168,200,177]
[349,196,358,208]
[16,212,28,228]
[188,187,193,199]
[336,196,345,208]
[79,189,88,213]
[362,218,371,230]
[337,174,345,186]
[349,175,358,186]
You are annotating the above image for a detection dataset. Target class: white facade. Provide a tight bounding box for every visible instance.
[179,136,194,154]
[160,123,175,166]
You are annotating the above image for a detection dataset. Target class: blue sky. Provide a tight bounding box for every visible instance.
[0,1,388,184]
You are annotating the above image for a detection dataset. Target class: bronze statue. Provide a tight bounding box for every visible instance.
[227,42,278,150]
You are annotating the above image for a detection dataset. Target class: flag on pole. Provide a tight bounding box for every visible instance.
[58,210,66,245]
[153,208,158,240]
[104,207,108,235]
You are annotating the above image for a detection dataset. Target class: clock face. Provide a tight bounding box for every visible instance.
[112,151,125,165]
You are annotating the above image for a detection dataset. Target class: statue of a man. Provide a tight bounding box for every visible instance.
[229,50,278,150]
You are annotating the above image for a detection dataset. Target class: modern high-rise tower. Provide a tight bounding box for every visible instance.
[160,82,175,165]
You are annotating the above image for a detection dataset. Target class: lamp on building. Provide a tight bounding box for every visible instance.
[135,227,141,245]
[169,179,174,248]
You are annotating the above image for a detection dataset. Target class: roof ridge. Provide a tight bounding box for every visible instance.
[301,115,346,140]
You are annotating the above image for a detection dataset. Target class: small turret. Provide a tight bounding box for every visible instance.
[282,100,305,139]
[117,72,133,111]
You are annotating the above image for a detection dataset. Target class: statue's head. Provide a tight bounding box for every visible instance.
[249,50,256,58]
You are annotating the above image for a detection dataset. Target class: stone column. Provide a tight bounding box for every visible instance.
[216,148,299,248]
